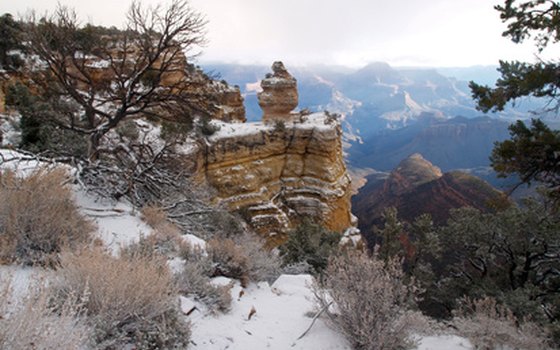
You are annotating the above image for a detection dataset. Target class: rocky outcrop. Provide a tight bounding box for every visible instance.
[212,83,246,123]
[187,63,354,245]
[196,114,353,245]
[258,62,299,123]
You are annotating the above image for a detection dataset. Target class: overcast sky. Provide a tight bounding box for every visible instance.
[1,0,554,68]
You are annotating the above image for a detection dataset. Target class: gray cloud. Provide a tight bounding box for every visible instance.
[2,0,551,67]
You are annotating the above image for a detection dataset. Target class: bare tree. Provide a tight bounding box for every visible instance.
[22,0,212,159]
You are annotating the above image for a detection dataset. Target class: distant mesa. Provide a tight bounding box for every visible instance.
[257,61,299,123]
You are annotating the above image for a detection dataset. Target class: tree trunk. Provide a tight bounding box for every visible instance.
[88,131,102,161]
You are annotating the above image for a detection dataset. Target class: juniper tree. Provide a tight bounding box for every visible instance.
[17,0,212,160]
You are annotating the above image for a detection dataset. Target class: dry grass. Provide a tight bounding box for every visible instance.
[121,230,184,259]
[208,238,250,286]
[141,205,170,230]
[0,276,90,349]
[53,247,190,349]
[453,297,551,350]
[0,168,95,266]
[140,204,181,236]
[316,251,418,350]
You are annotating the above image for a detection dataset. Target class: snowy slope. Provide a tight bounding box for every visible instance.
[0,149,473,350]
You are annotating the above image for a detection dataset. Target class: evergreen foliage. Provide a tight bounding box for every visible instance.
[0,14,24,71]
[376,204,560,345]
[470,0,560,201]
[279,219,340,273]
[491,118,560,199]
[470,0,560,113]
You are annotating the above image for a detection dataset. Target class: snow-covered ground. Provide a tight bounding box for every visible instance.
[188,274,351,350]
[0,149,473,350]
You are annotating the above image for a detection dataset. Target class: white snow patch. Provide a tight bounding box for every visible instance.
[183,234,207,251]
[0,113,21,147]
[0,149,59,177]
[416,335,472,350]
[189,274,352,350]
[210,120,271,140]
[74,189,151,254]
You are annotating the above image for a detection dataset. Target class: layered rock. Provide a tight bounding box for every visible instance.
[185,63,354,245]
[352,153,507,246]
[257,62,299,123]
[199,113,353,244]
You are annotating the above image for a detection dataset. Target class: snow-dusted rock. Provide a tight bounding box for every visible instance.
[258,61,299,123]
[199,113,353,244]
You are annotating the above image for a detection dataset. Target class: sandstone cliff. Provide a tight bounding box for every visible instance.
[189,62,354,244]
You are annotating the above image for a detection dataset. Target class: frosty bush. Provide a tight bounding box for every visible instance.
[122,230,184,259]
[175,255,233,313]
[208,232,281,285]
[208,237,250,286]
[0,168,94,266]
[453,297,551,350]
[53,248,190,349]
[316,251,418,350]
[0,277,90,349]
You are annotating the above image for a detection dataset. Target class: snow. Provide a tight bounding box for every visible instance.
[210,120,271,140]
[416,335,472,350]
[189,274,352,350]
[209,112,338,141]
[74,189,152,254]
[85,59,111,69]
[183,234,207,251]
[0,149,69,177]
[0,113,21,147]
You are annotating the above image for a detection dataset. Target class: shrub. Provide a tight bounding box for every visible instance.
[199,115,220,136]
[208,238,250,286]
[175,255,233,313]
[0,168,95,266]
[160,120,192,144]
[273,120,286,133]
[0,277,90,349]
[6,83,88,157]
[236,233,281,284]
[120,230,182,259]
[316,251,418,350]
[53,248,190,349]
[279,220,340,273]
[453,297,551,350]
[208,233,281,285]
[140,204,169,229]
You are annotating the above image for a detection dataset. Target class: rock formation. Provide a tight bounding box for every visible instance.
[188,63,354,245]
[212,83,246,123]
[196,114,353,245]
[257,62,299,123]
